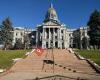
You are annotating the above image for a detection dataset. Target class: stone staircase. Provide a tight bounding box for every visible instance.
[9,49,96,74]
[28,75,78,80]
[1,49,100,80]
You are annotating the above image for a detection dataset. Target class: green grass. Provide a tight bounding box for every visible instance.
[76,50,100,66]
[0,50,31,69]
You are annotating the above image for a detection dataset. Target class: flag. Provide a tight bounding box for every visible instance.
[35,48,44,56]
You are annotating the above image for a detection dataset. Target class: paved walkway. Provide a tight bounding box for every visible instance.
[0,49,100,80]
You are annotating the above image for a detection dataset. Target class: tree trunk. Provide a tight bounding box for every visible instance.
[4,43,7,50]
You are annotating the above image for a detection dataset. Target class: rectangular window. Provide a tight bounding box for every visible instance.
[55,36,57,39]
[21,32,23,36]
[16,33,17,36]
[55,28,57,33]
[61,30,63,33]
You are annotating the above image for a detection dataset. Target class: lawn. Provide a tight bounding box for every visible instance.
[0,50,31,69]
[76,50,100,66]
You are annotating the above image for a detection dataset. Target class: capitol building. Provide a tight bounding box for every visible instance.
[35,3,73,49]
[12,3,89,49]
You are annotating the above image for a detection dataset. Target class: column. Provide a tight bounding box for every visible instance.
[53,28,55,48]
[59,29,61,48]
[44,28,46,40]
[63,29,65,48]
[42,28,44,48]
[44,28,46,48]
[48,28,50,48]
[42,28,44,40]
[57,28,59,48]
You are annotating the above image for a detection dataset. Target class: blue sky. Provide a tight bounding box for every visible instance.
[0,0,100,29]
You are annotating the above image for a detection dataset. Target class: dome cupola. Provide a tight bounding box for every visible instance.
[44,3,59,22]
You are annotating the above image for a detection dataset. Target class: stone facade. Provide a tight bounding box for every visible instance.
[73,27,89,49]
[12,27,32,45]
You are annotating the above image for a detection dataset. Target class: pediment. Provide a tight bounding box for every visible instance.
[43,21,60,26]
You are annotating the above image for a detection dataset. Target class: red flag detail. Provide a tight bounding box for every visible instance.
[35,48,44,56]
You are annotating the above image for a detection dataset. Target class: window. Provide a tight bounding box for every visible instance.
[16,33,18,36]
[21,32,23,36]
[55,36,57,39]
[55,28,57,33]
[61,30,63,33]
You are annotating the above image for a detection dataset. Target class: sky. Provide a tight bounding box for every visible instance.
[0,0,100,29]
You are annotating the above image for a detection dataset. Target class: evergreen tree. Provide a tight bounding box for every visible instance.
[82,37,89,49]
[14,39,24,49]
[0,17,13,50]
[87,10,100,49]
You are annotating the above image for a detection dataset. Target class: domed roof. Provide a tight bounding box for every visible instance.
[44,3,59,22]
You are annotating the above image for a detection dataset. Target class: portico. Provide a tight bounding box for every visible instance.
[42,27,60,48]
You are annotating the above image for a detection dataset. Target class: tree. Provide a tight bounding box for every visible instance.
[0,17,13,50]
[14,39,24,49]
[82,37,89,49]
[87,10,100,49]
[24,34,30,49]
[0,25,3,45]
[23,27,31,49]
[29,31,36,48]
